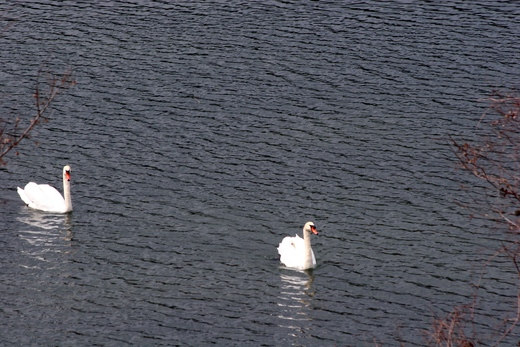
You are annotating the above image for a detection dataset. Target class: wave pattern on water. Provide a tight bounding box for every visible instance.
[1,1,520,346]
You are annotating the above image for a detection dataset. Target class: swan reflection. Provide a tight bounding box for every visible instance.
[277,269,316,332]
[16,209,74,263]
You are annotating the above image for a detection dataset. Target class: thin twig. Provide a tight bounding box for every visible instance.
[0,65,75,164]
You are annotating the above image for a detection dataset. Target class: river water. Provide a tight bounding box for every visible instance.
[1,1,520,346]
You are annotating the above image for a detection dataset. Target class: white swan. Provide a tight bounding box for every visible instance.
[278,221,319,270]
[17,165,73,213]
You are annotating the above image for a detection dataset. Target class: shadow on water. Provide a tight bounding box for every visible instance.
[16,209,74,265]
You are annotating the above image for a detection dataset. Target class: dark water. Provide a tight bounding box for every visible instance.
[1,1,520,346]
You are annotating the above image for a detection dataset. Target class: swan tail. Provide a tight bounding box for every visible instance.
[17,187,32,206]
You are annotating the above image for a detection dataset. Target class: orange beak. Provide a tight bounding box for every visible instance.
[311,225,318,235]
[65,171,71,181]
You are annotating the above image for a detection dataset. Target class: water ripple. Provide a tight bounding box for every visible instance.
[1,1,520,346]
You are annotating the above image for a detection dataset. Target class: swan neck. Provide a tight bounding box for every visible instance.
[303,229,313,268]
[63,178,72,212]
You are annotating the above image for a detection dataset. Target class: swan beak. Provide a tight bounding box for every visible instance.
[311,225,318,235]
[65,171,71,181]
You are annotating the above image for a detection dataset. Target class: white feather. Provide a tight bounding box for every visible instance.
[17,166,73,213]
[277,222,318,270]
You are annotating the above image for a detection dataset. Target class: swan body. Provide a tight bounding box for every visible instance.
[17,165,73,213]
[278,221,319,270]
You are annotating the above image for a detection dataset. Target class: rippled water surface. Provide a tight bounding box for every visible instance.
[1,1,520,346]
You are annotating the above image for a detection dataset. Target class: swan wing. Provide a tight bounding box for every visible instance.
[18,182,65,212]
[278,234,306,269]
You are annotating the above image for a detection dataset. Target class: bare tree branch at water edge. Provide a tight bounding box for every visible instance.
[0,66,76,165]
[423,303,475,347]
[451,93,520,231]
[437,92,520,346]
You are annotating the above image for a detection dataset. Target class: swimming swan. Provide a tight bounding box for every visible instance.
[17,165,73,213]
[278,221,318,270]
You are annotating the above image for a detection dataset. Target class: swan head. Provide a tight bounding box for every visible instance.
[304,221,318,235]
[63,165,71,182]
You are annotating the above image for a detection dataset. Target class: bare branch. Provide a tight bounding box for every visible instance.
[440,91,520,346]
[451,93,520,229]
[0,65,75,165]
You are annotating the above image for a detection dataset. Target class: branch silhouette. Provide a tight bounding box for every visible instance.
[0,66,75,165]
